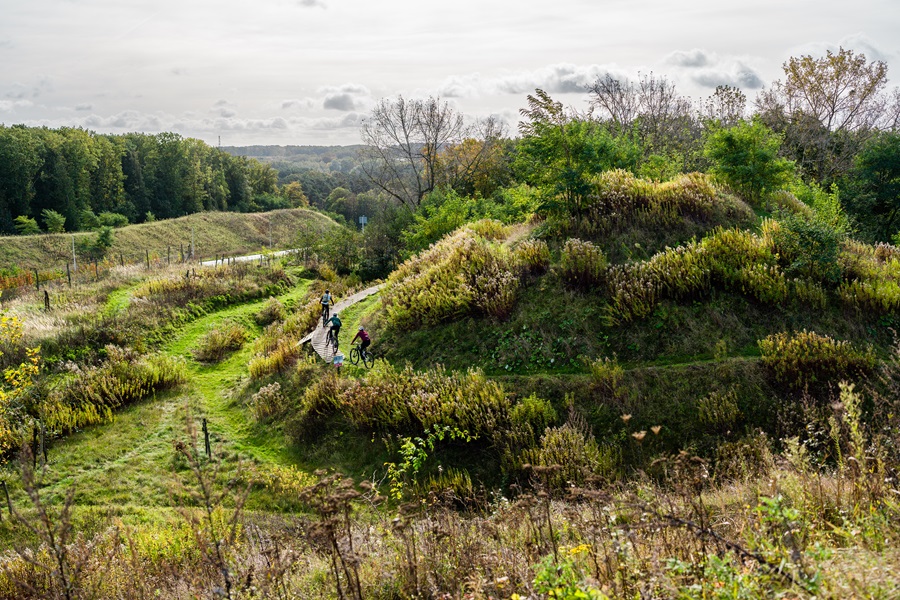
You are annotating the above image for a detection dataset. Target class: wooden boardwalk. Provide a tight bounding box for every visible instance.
[299,284,384,362]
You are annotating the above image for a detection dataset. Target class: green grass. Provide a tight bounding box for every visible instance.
[0,208,337,272]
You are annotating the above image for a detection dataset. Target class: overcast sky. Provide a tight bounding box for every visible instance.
[1,0,898,146]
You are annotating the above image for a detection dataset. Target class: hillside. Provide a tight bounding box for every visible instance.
[1,171,900,597]
[0,208,337,272]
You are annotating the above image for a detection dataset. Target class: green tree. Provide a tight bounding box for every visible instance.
[516,89,639,216]
[0,125,42,234]
[756,47,890,182]
[279,181,308,207]
[41,208,66,233]
[703,117,794,206]
[14,215,40,235]
[842,131,900,241]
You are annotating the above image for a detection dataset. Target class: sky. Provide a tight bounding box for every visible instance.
[1,0,899,147]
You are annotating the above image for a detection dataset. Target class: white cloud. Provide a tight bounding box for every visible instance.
[320,84,373,111]
[74,103,92,111]
[664,49,765,90]
[437,63,630,98]
[0,99,33,112]
[282,98,316,110]
[790,34,895,65]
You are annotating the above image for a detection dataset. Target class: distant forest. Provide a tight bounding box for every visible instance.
[0,127,303,235]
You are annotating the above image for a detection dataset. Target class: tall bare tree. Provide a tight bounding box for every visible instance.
[701,85,747,127]
[360,96,503,211]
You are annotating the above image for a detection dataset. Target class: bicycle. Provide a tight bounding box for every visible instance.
[321,303,330,327]
[326,328,339,353]
[349,343,374,368]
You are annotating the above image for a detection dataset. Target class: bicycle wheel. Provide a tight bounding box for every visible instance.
[349,347,360,365]
[362,350,374,369]
[321,306,329,327]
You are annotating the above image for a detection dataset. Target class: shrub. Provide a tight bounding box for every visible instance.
[192,323,247,362]
[560,239,607,288]
[43,346,186,435]
[509,395,558,434]
[771,211,844,284]
[696,388,741,432]
[255,297,286,326]
[758,330,876,390]
[589,356,624,394]
[522,417,615,488]
[513,239,551,275]
[249,382,286,421]
[382,223,522,328]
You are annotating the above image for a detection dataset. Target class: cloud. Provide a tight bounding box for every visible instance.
[663,49,765,90]
[792,34,895,64]
[298,0,326,6]
[282,98,316,110]
[437,63,626,98]
[321,83,373,111]
[665,49,711,68]
[305,112,364,130]
[171,68,188,76]
[0,99,33,112]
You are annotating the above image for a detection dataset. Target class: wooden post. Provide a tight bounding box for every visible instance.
[66,262,71,287]
[120,253,124,267]
[146,249,150,269]
[34,269,40,290]
[31,426,38,469]
[167,246,171,265]
[94,261,99,281]
[180,243,185,263]
[1,481,9,519]
[40,422,46,467]
[44,290,50,312]
[202,418,211,458]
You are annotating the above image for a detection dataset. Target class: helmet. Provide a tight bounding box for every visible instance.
[359,326,365,331]
[333,312,339,318]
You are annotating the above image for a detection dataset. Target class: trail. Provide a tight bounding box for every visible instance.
[300,283,384,362]
[10,281,312,511]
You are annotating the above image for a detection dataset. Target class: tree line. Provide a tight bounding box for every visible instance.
[0,128,305,235]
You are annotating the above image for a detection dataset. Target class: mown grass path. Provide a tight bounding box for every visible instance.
[1,280,312,519]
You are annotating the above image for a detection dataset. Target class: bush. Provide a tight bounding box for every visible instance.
[43,346,186,435]
[522,417,615,488]
[513,239,551,275]
[771,211,844,284]
[758,330,876,390]
[560,239,607,288]
[192,323,247,362]
[249,382,286,421]
[382,223,522,328]
[255,297,286,326]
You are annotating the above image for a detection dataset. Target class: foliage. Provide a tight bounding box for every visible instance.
[515,89,639,216]
[191,322,247,362]
[382,222,522,328]
[842,131,900,242]
[43,345,187,436]
[513,239,551,275]
[0,310,40,458]
[552,169,754,239]
[14,215,40,235]
[254,296,286,326]
[770,210,845,284]
[703,117,795,206]
[758,330,875,389]
[560,238,607,288]
[0,125,280,234]
[41,208,66,233]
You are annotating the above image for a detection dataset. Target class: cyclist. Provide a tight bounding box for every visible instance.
[320,289,333,325]
[326,312,341,348]
[351,326,370,358]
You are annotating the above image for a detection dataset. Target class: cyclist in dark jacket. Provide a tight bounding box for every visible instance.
[326,313,341,347]
[351,326,370,357]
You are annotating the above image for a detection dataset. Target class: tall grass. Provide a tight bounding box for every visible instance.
[381,221,523,328]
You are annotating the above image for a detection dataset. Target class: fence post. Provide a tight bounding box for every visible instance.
[1,481,9,519]
[44,290,50,312]
[94,261,99,281]
[120,253,124,267]
[180,243,185,263]
[146,249,150,269]
[167,246,171,266]
[66,262,71,287]
[202,418,211,458]
[34,269,39,290]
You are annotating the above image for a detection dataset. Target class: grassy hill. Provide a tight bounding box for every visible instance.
[2,171,900,597]
[0,208,337,272]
